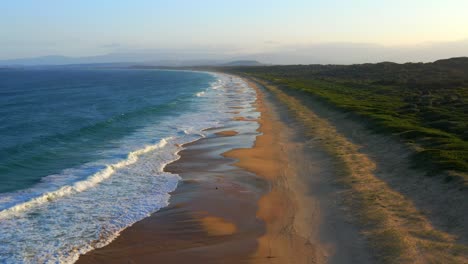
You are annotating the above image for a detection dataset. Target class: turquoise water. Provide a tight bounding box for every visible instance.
[0,69,257,263]
[0,69,214,193]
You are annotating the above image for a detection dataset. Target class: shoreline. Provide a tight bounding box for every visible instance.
[77,132,265,263]
[77,75,266,263]
[76,74,374,263]
[223,79,324,262]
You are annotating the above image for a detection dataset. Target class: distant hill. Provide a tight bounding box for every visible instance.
[0,54,264,67]
[0,54,222,66]
[221,60,264,66]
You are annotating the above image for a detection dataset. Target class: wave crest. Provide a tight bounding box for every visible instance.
[0,138,171,219]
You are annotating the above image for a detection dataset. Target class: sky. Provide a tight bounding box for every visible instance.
[1,0,468,63]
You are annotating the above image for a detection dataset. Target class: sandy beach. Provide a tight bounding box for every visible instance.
[76,75,375,264]
[225,79,372,264]
[76,131,264,263]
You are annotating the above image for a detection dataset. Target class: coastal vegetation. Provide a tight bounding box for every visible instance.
[252,81,467,263]
[227,57,468,184]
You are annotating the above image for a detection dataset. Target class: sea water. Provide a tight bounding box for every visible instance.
[0,68,256,263]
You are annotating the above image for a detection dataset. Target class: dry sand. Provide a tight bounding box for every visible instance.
[224,80,318,262]
[224,79,372,264]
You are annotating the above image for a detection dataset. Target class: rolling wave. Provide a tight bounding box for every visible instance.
[0,138,170,218]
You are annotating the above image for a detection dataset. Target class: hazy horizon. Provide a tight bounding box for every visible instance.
[2,0,468,64]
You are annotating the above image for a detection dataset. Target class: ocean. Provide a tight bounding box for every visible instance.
[0,68,256,263]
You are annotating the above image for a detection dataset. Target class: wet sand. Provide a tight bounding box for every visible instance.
[224,80,321,263]
[77,130,265,263]
[233,116,257,122]
[215,130,239,137]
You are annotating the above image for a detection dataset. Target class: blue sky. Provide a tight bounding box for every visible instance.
[1,0,468,60]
